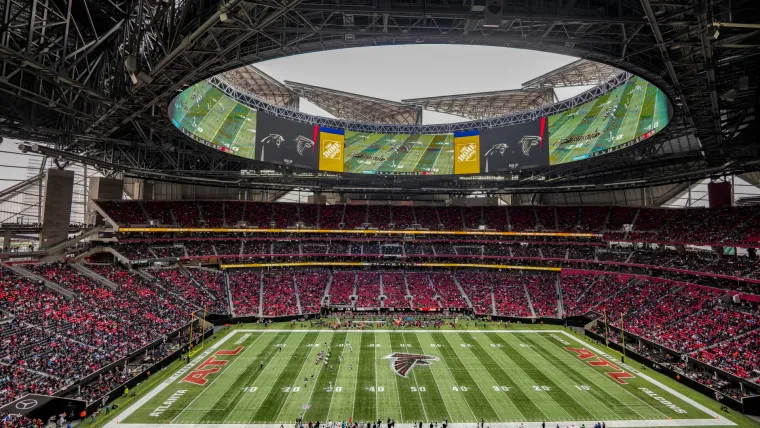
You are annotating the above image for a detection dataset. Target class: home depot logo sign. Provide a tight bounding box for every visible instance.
[182,346,243,385]
[565,347,634,384]
[322,140,342,160]
[457,142,477,162]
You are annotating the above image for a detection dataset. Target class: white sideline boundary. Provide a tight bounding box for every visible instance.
[106,329,736,428]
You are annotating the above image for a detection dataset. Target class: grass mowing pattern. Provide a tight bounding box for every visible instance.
[519,334,639,420]
[199,332,288,422]
[125,330,730,426]
[486,332,595,421]
[432,332,499,421]
[305,332,348,422]
[252,332,319,422]
[354,332,377,422]
[461,332,540,420]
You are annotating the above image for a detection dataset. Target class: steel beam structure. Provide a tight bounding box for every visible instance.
[220,66,298,109]
[521,59,622,89]
[402,88,557,120]
[0,0,755,195]
[285,81,422,125]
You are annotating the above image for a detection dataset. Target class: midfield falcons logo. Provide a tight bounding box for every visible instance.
[384,353,439,377]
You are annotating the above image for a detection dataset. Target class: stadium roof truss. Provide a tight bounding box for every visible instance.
[401,88,558,121]
[285,81,422,125]
[0,0,756,195]
[218,66,298,109]
[521,59,622,89]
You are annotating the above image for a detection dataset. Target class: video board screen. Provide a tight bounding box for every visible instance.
[255,111,320,169]
[480,117,548,173]
[343,132,454,175]
[169,80,257,159]
[548,76,672,165]
[168,74,672,174]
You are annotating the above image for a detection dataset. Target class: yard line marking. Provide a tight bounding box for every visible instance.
[420,332,478,422]
[456,333,528,421]
[400,332,426,422]
[438,332,503,421]
[515,334,622,420]
[413,332,456,423]
[374,330,379,422]
[106,418,737,428]
[324,333,348,421]
[287,332,329,424]
[272,333,322,424]
[350,332,362,419]
[245,332,311,424]
[221,333,286,424]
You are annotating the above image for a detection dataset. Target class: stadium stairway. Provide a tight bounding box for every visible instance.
[183,266,222,305]
[292,273,303,315]
[225,271,235,317]
[74,246,131,265]
[71,263,118,290]
[693,323,760,355]
[554,276,563,318]
[258,271,264,317]
[6,262,74,298]
[450,274,474,309]
[522,281,537,318]
[146,268,203,312]
[322,271,332,306]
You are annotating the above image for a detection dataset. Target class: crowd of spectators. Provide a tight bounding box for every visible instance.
[0,262,196,407]
[329,271,355,306]
[381,273,410,309]
[343,206,367,229]
[262,273,299,316]
[430,273,467,309]
[97,200,760,246]
[355,273,380,308]
[152,268,227,313]
[296,271,329,313]
[198,201,224,227]
[525,274,559,317]
[456,272,494,314]
[492,275,531,317]
[392,206,415,229]
[697,329,760,380]
[368,205,391,229]
[228,271,260,316]
[406,273,439,309]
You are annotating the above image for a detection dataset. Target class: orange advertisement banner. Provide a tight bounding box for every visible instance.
[454,134,480,174]
[319,129,344,172]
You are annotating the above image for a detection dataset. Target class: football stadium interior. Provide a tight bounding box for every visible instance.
[0,0,759,427]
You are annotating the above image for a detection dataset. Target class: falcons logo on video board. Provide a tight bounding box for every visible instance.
[384,353,439,377]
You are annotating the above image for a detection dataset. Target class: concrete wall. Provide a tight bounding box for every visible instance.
[88,177,124,225]
[40,169,74,249]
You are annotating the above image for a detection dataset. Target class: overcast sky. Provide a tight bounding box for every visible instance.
[256,44,592,124]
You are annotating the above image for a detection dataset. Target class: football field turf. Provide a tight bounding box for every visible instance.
[110,328,741,428]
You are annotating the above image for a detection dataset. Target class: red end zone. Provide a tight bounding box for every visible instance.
[565,347,634,384]
[182,346,244,386]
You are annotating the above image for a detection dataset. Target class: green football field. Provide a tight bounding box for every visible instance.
[110,328,741,428]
